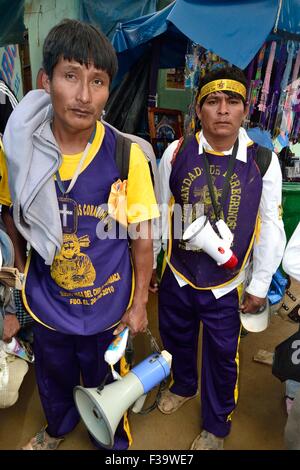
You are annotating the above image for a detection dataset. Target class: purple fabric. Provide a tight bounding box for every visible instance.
[293,114,300,137]
[169,137,262,288]
[245,55,255,92]
[159,265,240,438]
[25,125,132,335]
[268,43,288,131]
[32,322,130,450]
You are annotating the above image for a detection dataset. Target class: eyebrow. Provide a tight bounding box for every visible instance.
[62,63,106,73]
[207,92,241,99]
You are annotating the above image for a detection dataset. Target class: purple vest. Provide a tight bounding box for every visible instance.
[169,136,262,288]
[24,125,132,334]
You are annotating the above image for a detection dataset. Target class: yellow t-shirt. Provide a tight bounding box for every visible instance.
[0,122,159,223]
[0,139,12,206]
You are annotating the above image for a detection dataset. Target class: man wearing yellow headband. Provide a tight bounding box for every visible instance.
[156,66,286,450]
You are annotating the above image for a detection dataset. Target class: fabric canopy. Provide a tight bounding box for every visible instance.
[0,0,26,47]
[112,0,300,70]
[79,0,156,39]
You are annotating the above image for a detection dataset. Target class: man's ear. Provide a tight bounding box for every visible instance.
[41,70,51,93]
[195,103,202,122]
[243,103,249,121]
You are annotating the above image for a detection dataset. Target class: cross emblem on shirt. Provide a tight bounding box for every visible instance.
[58,197,78,234]
[60,203,73,227]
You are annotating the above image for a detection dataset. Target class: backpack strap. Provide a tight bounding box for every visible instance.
[115,132,132,180]
[171,135,194,165]
[115,131,156,187]
[254,145,272,177]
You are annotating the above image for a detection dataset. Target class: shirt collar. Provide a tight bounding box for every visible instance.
[198,127,253,163]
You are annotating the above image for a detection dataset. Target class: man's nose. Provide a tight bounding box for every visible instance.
[77,80,91,103]
[218,99,229,114]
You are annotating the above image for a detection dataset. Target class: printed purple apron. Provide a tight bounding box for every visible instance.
[24,125,132,334]
[168,136,263,289]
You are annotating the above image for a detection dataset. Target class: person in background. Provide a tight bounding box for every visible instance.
[156,66,286,450]
[0,80,18,138]
[0,139,20,343]
[277,222,300,421]
[1,19,159,450]
[0,82,22,342]
[279,221,300,450]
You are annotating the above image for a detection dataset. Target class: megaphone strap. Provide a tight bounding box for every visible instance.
[146,328,161,354]
[202,138,239,222]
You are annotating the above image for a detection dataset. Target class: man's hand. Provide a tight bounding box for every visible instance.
[2,314,20,342]
[149,269,159,293]
[113,303,148,337]
[240,292,266,314]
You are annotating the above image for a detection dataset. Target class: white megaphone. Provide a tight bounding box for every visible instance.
[73,350,172,448]
[183,215,238,269]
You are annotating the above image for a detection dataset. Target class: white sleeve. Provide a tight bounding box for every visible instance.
[282,222,300,281]
[158,141,178,254]
[246,152,286,298]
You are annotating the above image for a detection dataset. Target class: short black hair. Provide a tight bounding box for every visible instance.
[197,66,248,109]
[43,19,118,82]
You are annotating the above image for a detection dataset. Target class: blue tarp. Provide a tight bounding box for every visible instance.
[112,0,300,69]
[168,0,279,69]
[79,0,156,39]
[112,4,175,53]
[0,0,26,47]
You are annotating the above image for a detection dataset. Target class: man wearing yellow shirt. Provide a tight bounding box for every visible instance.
[0,139,21,342]
[1,19,159,450]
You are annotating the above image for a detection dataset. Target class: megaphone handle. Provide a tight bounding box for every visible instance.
[125,333,134,367]
[96,370,111,393]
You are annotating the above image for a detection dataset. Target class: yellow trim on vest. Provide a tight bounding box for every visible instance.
[194,132,254,154]
[23,249,135,333]
[237,282,244,304]
[22,251,56,330]
[167,207,259,290]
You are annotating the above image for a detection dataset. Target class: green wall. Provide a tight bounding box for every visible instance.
[157,69,192,116]
[24,0,79,89]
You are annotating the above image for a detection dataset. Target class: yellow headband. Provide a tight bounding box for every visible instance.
[198,79,247,103]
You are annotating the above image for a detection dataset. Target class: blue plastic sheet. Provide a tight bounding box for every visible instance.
[268,269,288,305]
[112,0,300,69]
[79,0,156,39]
[246,128,274,150]
[0,0,25,47]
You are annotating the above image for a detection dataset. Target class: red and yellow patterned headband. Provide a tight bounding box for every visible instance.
[198,79,247,103]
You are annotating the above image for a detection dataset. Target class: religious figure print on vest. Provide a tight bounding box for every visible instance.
[168,136,263,289]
